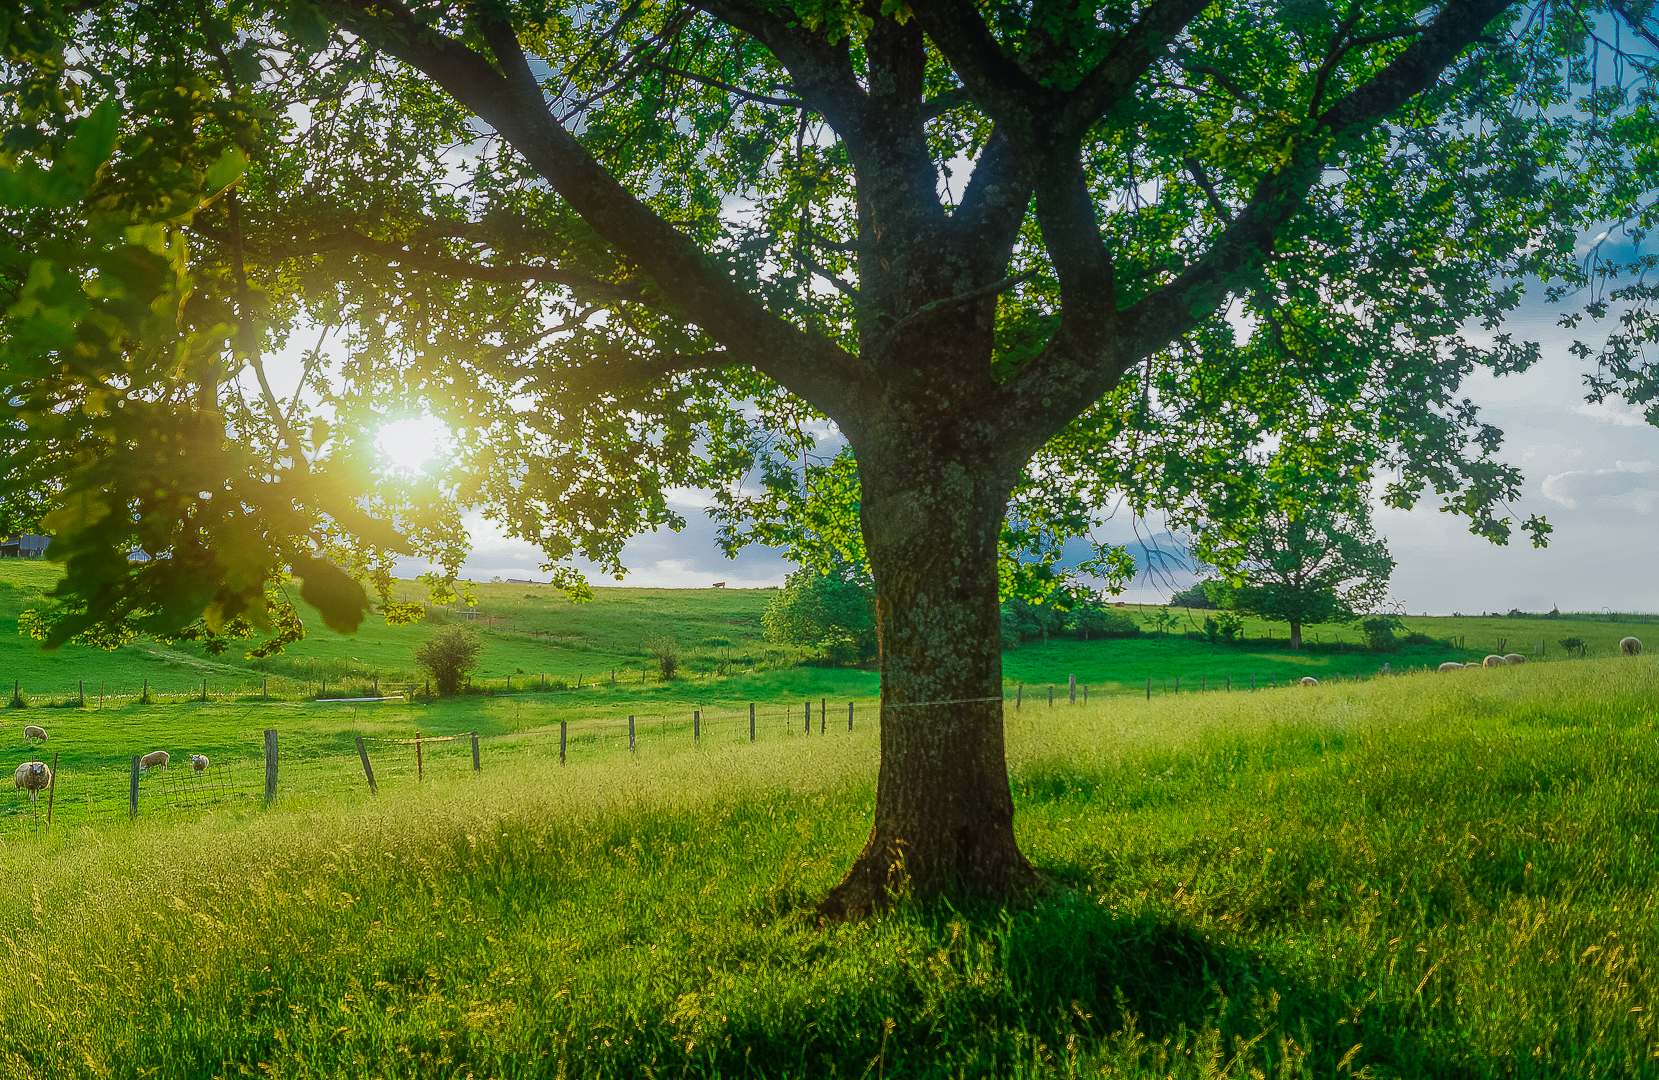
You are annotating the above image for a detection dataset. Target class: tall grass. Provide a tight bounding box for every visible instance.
[1,660,1657,1077]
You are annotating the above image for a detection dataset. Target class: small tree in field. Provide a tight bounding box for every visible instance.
[647,635,680,681]
[764,566,878,665]
[415,626,482,696]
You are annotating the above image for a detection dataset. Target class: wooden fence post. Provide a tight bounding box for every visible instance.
[1016,684,1022,710]
[804,700,810,733]
[820,698,826,734]
[11,677,17,707]
[848,701,854,731]
[45,751,58,827]
[263,729,278,805]
[142,677,147,703]
[1145,677,1151,701]
[694,710,700,744]
[629,715,636,754]
[1083,685,1088,704]
[129,756,140,820]
[425,679,431,702]
[1048,685,1054,706]
[356,736,378,794]
[471,732,480,772]
[78,680,84,707]
[415,732,423,781]
[262,676,268,701]
[560,721,567,764]
[202,677,208,703]
[1068,675,1076,704]
[1175,677,1180,693]
[749,703,755,742]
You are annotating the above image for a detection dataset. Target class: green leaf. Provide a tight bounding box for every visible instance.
[204,146,247,195]
[59,100,121,190]
[292,556,370,635]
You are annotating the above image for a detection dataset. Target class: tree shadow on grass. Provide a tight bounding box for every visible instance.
[695,883,1487,1080]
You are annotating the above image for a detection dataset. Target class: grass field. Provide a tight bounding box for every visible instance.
[2,559,1651,714]
[2,653,1656,1077]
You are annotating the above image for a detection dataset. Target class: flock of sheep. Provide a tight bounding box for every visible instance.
[1434,635,1641,673]
[10,725,212,806]
[1282,636,1643,687]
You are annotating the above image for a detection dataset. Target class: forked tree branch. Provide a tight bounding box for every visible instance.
[1000,0,1520,455]
[323,0,861,413]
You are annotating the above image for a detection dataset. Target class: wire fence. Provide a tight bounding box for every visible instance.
[0,698,880,841]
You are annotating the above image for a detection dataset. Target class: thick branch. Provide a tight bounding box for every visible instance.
[1059,0,1212,138]
[324,0,860,415]
[1000,0,1518,454]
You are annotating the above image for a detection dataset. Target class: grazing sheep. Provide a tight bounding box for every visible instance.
[138,749,170,774]
[1438,662,1465,672]
[1299,676,1319,687]
[22,724,46,744]
[189,753,209,775]
[1621,636,1642,656]
[1482,654,1507,668]
[12,761,50,802]
[1504,653,1527,665]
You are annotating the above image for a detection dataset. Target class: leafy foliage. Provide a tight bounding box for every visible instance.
[413,625,482,696]
[646,634,680,681]
[762,565,877,665]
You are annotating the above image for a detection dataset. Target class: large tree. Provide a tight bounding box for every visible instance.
[2,1,1655,914]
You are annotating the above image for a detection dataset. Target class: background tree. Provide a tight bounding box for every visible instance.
[414,625,483,696]
[646,634,681,680]
[1198,494,1395,650]
[763,565,878,665]
[2,1,1655,914]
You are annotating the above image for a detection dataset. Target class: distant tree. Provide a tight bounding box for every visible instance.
[414,626,482,696]
[1198,495,1393,650]
[1065,599,1140,641]
[763,566,876,666]
[1170,582,1219,609]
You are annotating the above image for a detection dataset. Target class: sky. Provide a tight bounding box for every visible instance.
[379,281,1659,617]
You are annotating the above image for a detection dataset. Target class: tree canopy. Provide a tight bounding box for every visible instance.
[2,0,1656,911]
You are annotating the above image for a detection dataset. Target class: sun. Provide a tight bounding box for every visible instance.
[374,416,451,474]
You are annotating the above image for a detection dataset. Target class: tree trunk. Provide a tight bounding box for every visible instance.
[818,439,1037,919]
[1290,621,1302,650]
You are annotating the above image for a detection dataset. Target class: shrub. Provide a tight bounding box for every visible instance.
[414,626,483,696]
[1067,602,1140,640]
[647,635,679,680]
[1202,611,1243,644]
[1359,616,1404,652]
[1559,636,1587,656]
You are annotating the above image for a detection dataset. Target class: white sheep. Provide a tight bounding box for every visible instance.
[13,761,51,802]
[1482,654,1506,668]
[1438,662,1465,672]
[1620,636,1642,656]
[190,753,209,775]
[22,724,46,744]
[138,749,170,774]
[1298,676,1319,687]
[1504,653,1526,665]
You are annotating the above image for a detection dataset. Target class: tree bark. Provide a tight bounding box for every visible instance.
[818,430,1037,918]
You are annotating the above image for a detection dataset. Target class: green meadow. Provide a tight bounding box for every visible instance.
[1,655,1655,1077]
[0,559,1649,712]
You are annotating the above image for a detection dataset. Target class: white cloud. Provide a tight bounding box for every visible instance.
[1573,399,1652,427]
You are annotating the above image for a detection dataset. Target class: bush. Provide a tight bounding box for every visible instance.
[647,635,679,681]
[1202,611,1243,644]
[1559,636,1587,655]
[1067,602,1140,640]
[414,626,483,696]
[1359,616,1404,652]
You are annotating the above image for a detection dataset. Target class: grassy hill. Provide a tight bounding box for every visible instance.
[1,654,1655,1076]
[1,559,1652,711]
